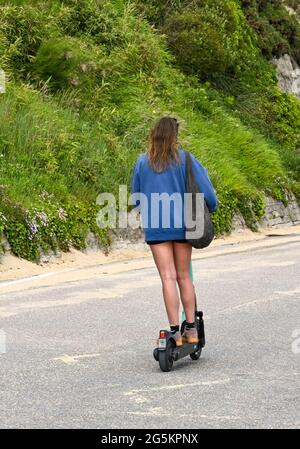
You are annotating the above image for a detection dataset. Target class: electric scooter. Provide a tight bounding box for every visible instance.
[153,262,205,372]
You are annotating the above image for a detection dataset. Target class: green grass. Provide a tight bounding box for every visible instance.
[0,0,299,261]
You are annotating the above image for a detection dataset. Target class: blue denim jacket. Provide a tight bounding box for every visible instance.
[130,148,218,242]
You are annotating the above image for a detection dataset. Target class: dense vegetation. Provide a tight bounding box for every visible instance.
[0,0,299,261]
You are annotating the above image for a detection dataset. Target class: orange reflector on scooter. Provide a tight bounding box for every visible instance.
[159,330,166,339]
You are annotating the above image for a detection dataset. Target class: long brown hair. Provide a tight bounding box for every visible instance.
[147,116,180,172]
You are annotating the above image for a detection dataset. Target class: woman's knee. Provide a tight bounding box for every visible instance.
[161,270,177,283]
[176,270,192,285]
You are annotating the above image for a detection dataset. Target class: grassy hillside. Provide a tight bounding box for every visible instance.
[0,0,299,261]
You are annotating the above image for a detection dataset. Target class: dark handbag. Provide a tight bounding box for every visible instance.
[184,150,215,248]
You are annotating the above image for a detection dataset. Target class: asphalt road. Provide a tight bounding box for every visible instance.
[0,237,299,429]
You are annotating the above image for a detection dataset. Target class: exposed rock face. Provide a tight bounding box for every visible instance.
[109,226,146,250]
[273,54,300,99]
[231,212,247,231]
[258,194,300,229]
[283,3,300,19]
[109,193,300,248]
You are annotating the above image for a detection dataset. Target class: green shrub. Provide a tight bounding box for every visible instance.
[0,186,110,261]
[270,88,300,150]
[56,0,125,49]
[0,2,60,78]
[163,0,256,81]
[241,0,300,64]
[32,36,104,92]
[211,190,238,236]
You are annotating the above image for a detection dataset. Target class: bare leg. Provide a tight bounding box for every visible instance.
[149,242,179,325]
[173,242,195,323]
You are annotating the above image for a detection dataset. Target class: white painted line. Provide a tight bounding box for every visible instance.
[52,353,101,365]
[213,288,300,316]
[124,378,231,397]
[127,409,241,420]
[0,268,76,288]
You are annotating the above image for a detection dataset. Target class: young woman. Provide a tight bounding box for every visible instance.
[131,117,218,347]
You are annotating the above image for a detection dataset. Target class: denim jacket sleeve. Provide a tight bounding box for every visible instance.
[130,159,141,208]
[190,154,218,212]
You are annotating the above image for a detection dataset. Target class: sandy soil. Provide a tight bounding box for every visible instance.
[1,225,300,283]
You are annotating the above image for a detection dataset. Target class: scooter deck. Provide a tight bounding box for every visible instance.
[173,342,199,361]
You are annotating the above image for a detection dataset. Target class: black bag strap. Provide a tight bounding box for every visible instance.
[184,150,203,193]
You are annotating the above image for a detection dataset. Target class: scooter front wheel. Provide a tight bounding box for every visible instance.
[190,345,202,360]
[158,339,175,372]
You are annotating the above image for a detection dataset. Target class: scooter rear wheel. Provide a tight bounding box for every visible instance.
[158,339,175,372]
